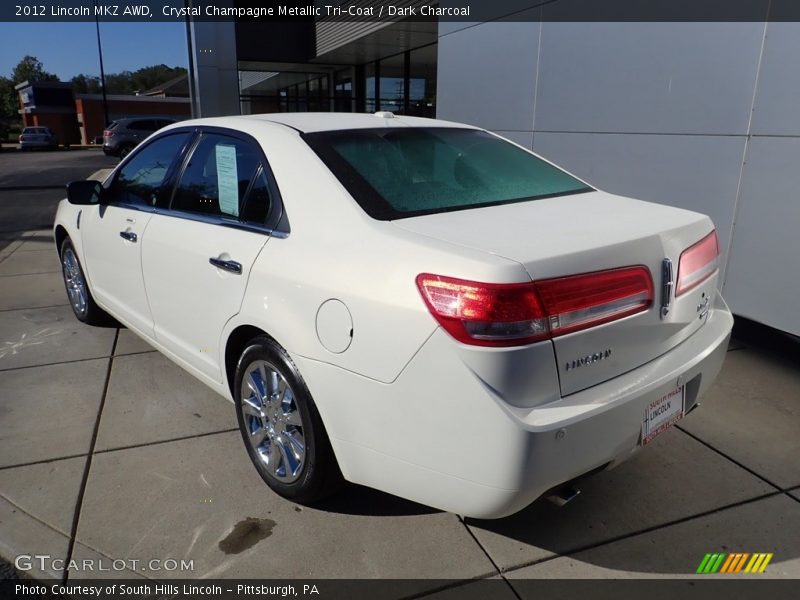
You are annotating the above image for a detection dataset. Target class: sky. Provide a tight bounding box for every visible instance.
[0,22,189,80]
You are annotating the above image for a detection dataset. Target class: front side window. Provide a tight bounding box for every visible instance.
[304,128,592,220]
[107,132,190,207]
[171,133,262,220]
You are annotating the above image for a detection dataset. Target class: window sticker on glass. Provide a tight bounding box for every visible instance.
[215,144,240,217]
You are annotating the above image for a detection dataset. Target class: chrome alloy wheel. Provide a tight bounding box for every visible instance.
[62,247,88,317]
[240,360,306,483]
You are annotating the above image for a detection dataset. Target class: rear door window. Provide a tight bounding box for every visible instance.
[170,133,262,219]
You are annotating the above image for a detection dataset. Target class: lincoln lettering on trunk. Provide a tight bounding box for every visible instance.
[565,349,612,371]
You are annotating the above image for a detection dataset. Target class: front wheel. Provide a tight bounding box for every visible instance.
[234,336,342,504]
[60,238,109,325]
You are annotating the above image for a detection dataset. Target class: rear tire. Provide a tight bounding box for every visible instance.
[59,238,109,325]
[119,145,134,159]
[234,336,342,504]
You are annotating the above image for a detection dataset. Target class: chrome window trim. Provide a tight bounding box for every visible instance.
[107,201,289,239]
[102,125,290,239]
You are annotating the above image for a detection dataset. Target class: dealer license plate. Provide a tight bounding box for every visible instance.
[641,385,685,446]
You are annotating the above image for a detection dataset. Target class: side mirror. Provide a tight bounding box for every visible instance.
[66,180,103,205]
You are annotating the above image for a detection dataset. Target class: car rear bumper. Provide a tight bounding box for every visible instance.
[296,293,733,518]
[19,140,55,148]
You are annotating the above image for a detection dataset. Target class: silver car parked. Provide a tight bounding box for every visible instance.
[19,126,58,150]
[102,117,176,158]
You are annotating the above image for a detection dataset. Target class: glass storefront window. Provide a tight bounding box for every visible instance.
[365,63,377,113]
[408,44,436,118]
[238,42,436,116]
[379,53,405,113]
[334,69,354,112]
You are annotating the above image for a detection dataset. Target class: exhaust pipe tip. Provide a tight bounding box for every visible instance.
[546,486,581,507]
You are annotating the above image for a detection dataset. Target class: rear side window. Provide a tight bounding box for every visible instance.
[107,132,190,207]
[128,120,154,131]
[304,128,592,220]
[171,133,262,220]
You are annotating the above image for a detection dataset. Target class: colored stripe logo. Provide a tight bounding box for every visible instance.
[696,552,773,574]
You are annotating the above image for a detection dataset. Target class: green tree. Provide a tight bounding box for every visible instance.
[71,74,102,94]
[0,76,16,119]
[11,55,59,85]
[104,71,135,95]
[129,64,186,93]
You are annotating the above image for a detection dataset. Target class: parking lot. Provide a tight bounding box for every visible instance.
[0,151,798,594]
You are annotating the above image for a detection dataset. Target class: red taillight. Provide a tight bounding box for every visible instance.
[676,230,719,296]
[103,130,112,137]
[536,267,654,337]
[415,274,548,346]
[416,266,653,347]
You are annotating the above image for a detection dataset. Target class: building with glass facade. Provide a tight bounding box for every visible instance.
[187,12,800,338]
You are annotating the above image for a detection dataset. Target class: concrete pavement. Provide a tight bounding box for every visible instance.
[0,149,117,238]
[0,235,798,593]
[0,150,798,592]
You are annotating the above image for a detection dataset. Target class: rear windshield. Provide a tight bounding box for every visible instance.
[303,127,592,220]
[23,127,46,134]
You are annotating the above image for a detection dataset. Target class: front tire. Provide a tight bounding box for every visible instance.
[60,238,109,325]
[234,336,341,504]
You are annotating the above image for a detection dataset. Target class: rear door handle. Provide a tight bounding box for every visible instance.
[119,231,138,242]
[209,257,242,274]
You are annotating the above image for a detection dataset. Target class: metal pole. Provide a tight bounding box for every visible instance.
[94,0,109,128]
[184,0,198,118]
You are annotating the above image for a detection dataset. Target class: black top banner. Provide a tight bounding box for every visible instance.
[3,0,800,23]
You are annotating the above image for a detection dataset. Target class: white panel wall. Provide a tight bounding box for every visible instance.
[437,19,800,336]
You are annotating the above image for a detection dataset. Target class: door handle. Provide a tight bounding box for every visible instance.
[119,231,138,242]
[209,257,242,274]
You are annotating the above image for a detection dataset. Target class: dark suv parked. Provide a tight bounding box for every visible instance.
[103,117,176,158]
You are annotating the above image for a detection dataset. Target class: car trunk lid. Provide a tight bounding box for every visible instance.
[394,191,719,396]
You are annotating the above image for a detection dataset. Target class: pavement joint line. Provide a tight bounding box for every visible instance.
[0,453,89,472]
[0,350,156,373]
[62,327,119,585]
[676,425,784,491]
[454,514,525,599]
[0,242,24,267]
[0,270,61,278]
[402,573,504,600]
[93,428,239,456]
[0,429,238,472]
[782,487,800,506]
[0,303,70,313]
[0,272,61,280]
[494,488,785,577]
[0,492,72,538]
[503,575,524,600]
[63,534,159,583]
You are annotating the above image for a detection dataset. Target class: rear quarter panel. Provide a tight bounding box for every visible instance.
[225,126,532,386]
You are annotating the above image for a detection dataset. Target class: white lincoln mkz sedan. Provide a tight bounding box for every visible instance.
[54,112,733,518]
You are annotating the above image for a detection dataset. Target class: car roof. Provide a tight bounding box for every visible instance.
[168,112,478,134]
[116,116,176,124]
